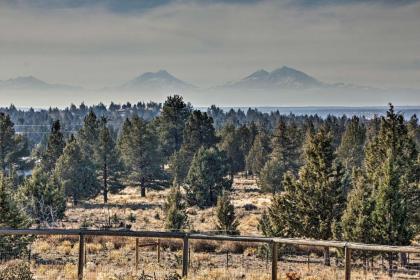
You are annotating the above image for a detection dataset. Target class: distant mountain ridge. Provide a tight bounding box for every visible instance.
[0,76,82,91]
[2,66,418,96]
[116,70,196,91]
[220,66,323,90]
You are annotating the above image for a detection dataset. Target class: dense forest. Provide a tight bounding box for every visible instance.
[0,96,419,263]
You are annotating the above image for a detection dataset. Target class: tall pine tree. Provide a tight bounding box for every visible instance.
[245,128,271,176]
[261,127,345,265]
[40,120,66,173]
[218,124,245,178]
[169,110,217,186]
[337,116,366,170]
[259,120,302,193]
[95,117,123,203]
[0,113,29,175]
[54,136,99,204]
[365,104,418,247]
[157,95,192,159]
[118,116,163,197]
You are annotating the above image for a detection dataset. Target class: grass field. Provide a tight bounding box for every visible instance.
[1,177,419,279]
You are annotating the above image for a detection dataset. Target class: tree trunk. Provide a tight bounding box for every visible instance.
[140,177,146,197]
[103,163,108,204]
[323,247,330,266]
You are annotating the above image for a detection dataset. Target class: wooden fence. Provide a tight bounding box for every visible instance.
[0,228,419,280]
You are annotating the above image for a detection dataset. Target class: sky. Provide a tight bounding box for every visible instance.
[1,0,420,91]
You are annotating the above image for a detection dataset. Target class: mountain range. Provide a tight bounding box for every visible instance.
[0,76,82,91]
[0,66,373,92]
[1,67,419,108]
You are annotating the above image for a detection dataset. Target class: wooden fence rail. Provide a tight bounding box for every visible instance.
[0,228,419,280]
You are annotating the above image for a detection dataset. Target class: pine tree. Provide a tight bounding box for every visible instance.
[261,128,345,265]
[218,124,244,177]
[245,129,271,176]
[164,187,188,232]
[118,116,163,197]
[19,167,66,225]
[366,115,381,141]
[0,113,29,174]
[0,174,31,257]
[237,124,254,161]
[258,159,286,194]
[169,110,217,185]
[340,170,374,244]
[215,191,239,235]
[337,116,366,170]
[77,110,99,156]
[185,147,232,207]
[407,114,420,148]
[95,117,123,203]
[158,95,192,159]
[40,120,66,173]
[54,136,100,204]
[182,110,217,151]
[258,120,302,193]
[365,104,418,245]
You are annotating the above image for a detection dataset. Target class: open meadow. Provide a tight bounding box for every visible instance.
[2,177,414,280]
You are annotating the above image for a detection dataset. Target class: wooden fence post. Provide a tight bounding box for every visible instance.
[78,234,85,280]
[182,234,189,277]
[157,239,161,264]
[344,245,351,280]
[226,251,229,269]
[271,241,278,280]
[135,238,139,270]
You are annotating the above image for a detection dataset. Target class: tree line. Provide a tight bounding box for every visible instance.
[0,96,419,260]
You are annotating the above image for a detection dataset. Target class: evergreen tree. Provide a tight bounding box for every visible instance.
[366,115,381,141]
[169,110,217,185]
[77,110,99,156]
[258,120,302,193]
[215,191,239,235]
[19,167,66,225]
[245,129,271,176]
[40,120,65,173]
[407,114,420,148]
[164,187,188,232]
[185,147,232,207]
[261,128,345,265]
[237,124,254,161]
[0,174,31,256]
[54,136,100,204]
[271,120,302,170]
[0,113,29,174]
[365,104,418,244]
[324,115,346,149]
[337,116,366,170]
[158,95,192,159]
[118,116,163,197]
[340,170,374,244]
[258,159,286,194]
[95,117,123,203]
[182,110,217,151]
[218,124,244,177]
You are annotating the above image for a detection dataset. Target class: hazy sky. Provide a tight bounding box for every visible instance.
[1,0,420,89]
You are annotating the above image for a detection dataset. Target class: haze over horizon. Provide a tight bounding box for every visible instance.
[1,0,420,107]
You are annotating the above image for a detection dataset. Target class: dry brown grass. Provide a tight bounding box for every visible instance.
[24,177,417,280]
